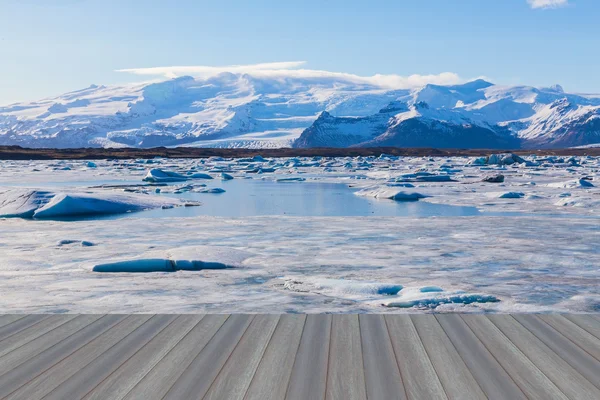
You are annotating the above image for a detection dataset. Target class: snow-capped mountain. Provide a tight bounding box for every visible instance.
[294,80,600,148]
[2,74,600,149]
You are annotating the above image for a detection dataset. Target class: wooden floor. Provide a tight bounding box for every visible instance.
[0,314,599,399]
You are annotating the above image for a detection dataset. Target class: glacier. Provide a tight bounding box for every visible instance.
[2,74,600,149]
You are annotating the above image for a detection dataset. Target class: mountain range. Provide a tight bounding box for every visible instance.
[1,74,599,149]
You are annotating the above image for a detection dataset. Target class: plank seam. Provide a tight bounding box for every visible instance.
[457,315,527,397]
[0,315,50,344]
[537,315,600,364]
[283,314,309,400]
[123,314,227,400]
[409,316,450,400]
[511,314,600,391]
[461,315,566,400]
[383,315,408,400]
[357,315,369,400]
[0,315,26,330]
[159,314,235,400]
[563,314,600,341]
[0,314,116,399]
[80,315,183,400]
[323,315,334,400]
[0,315,76,358]
[198,314,256,400]
[43,315,163,399]
[241,315,284,400]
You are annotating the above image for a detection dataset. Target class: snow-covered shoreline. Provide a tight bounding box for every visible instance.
[0,214,598,314]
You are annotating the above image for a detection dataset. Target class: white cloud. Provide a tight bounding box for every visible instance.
[116,61,463,89]
[527,0,569,9]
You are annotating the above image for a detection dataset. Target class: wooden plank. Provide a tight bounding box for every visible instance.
[204,315,279,400]
[0,315,104,377]
[513,314,600,389]
[285,314,332,400]
[461,315,567,400]
[0,315,76,358]
[411,315,485,400]
[385,315,447,399]
[82,315,203,400]
[539,314,600,361]
[6,315,152,400]
[163,314,254,400]
[44,314,177,400]
[0,315,122,398]
[325,315,366,400]
[489,314,600,399]
[436,314,526,399]
[359,314,406,400]
[0,315,26,329]
[0,315,48,341]
[122,314,228,400]
[564,314,600,340]
[244,314,306,400]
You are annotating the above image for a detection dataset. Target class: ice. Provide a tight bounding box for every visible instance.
[188,172,213,180]
[276,177,306,182]
[93,246,252,273]
[419,286,444,293]
[547,179,595,189]
[197,187,226,194]
[283,277,402,297]
[0,189,185,219]
[57,239,95,247]
[355,187,427,201]
[498,192,525,199]
[384,292,500,309]
[482,174,505,183]
[0,155,599,313]
[143,168,188,182]
[220,172,234,180]
[475,153,526,165]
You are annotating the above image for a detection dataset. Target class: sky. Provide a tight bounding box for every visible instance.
[0,0,598,105]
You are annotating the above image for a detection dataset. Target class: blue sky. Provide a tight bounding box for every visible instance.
[0,0,597,104]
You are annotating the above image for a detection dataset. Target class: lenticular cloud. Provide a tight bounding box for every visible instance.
[116,61,462,89]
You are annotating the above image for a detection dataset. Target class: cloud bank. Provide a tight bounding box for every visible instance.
[527,0,569,9]
[116,61,463,90]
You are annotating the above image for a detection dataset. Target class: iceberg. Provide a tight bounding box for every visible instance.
[0,189,186,219]
[355,187,427,201]
[93,246,252,273]
[498,192,525,199]
[143,169,188,183]
[547,179,595,189]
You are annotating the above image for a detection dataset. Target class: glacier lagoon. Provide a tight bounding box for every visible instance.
[0,154,599,313]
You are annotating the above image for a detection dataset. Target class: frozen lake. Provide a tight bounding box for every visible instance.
[0,154,598,313]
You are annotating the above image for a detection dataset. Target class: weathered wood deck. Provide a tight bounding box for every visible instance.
[0,314,599,399]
